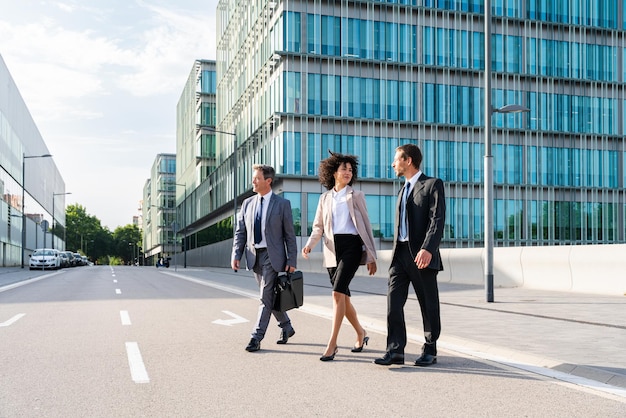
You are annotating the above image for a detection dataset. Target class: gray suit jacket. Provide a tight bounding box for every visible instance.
[232,193,297,273]
[392,173,446,271]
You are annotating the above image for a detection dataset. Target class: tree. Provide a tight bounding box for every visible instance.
[112,224,142,264]
[66,204,106,255]
[65,204,140,264]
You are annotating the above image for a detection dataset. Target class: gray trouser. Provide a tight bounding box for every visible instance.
[251,249,292,340]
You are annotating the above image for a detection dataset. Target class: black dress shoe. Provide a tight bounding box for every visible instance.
[413,353,437,366]
[276,329,295,344]
[374,352,404,366]
[245,338,260,352]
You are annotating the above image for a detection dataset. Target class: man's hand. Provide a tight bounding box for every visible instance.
[285,265,296,273]
[414,249,432,269]
[231,259,240,272]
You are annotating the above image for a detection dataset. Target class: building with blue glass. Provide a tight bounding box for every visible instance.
[176,1,626,265]
[0,55,67,266]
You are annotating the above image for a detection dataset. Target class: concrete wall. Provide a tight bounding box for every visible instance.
[182,242,626,296]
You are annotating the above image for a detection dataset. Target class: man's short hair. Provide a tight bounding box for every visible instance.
[253,164,275,182]
[396,144,423,169]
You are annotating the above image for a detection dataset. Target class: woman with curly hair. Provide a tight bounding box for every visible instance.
[302,151,377,361]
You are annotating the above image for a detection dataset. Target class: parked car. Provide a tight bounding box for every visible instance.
[58,252,70,268]
[29,248,61,270]
[74,253,84,266]
[60,251,76,267]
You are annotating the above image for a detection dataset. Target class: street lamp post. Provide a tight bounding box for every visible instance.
[202,126,238,232]
[175,183,187,268]
[21,153,53,268]
[52,192,71,250]
[484,0,529,302]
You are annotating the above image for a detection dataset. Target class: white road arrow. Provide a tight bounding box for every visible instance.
[0,313,26,327]
[212,310,249,326]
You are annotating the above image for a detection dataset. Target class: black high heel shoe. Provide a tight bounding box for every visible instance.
[320,347,338,361]
[351,335,369,353]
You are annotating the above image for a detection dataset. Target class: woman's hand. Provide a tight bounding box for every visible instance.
[367,261,377,275]
[301,246,311,259]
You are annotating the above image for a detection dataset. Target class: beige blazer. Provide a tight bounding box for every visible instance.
[305,186,377,268]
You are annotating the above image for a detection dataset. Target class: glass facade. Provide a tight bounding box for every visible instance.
[1,55,66,266]
[198,0,626,252]
[142,153,178,264]
[170,60,218,258]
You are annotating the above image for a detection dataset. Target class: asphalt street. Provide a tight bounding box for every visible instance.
[0,265,625,417]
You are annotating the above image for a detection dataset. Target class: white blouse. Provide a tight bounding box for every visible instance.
[331,187,358,235]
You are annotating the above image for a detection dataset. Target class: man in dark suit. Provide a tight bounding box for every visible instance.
[375,144,446,366]
[231,164,298,352]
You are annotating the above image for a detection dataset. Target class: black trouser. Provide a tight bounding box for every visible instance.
[387,242,441,356]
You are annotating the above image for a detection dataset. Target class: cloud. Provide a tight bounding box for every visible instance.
[0,3,215,119]
[0,1,219,229]
[115,3,216,96]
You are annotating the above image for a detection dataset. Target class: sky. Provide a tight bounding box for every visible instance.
[0,0,219,230]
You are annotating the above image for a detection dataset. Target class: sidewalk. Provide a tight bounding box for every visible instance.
[2,265,625,394]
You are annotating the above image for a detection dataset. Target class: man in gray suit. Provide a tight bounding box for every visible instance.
[375,144,446,367]
[231,164,298,352]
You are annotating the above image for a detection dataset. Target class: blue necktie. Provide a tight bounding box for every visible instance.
[254,197,264,244]
[399,183,410,240]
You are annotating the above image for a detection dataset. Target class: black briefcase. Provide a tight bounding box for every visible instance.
[273,271,304,311]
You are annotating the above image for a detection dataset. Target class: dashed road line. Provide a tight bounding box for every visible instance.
[120,310,131,325]
[125,342,149,383]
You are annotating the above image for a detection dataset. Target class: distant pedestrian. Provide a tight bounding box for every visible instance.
[375,144,446,367]
[231,164,298,352]
[302,152,377,361]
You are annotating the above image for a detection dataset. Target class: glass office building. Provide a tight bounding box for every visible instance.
[174,60,220,254]
[181,0,625,260]
[142,153,178,265]
[1,55,66,266]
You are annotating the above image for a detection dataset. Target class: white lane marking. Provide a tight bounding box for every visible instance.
[212,310,249,326]
[120,310,131,325]
[0,313,26,327]
[115,289,121,294]
[125,342,150,383]
[113,279,118,283]
[0,271,63,293]
[112,274,116,277]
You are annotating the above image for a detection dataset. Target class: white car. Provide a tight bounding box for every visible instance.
[29,248,61,270]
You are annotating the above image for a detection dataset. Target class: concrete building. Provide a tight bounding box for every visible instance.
[0,55,66,266]
[175,1,626,267]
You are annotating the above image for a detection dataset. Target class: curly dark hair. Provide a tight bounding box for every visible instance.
[318,151,358,190]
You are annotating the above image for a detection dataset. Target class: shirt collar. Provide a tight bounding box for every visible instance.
[332,186,348,198]
[405,171,422,189]
[259,190,273,201]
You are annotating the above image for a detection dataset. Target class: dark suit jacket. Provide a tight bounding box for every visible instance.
[231,193,298,273]
[392,173,446,271]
